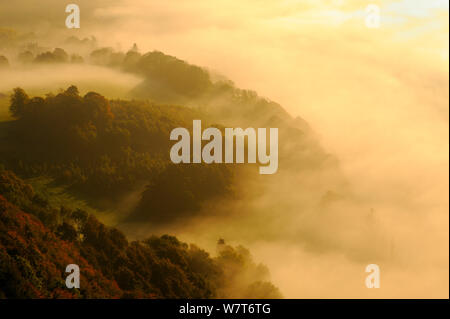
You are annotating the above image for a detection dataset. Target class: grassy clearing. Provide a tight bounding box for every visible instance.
[27,176,122,226]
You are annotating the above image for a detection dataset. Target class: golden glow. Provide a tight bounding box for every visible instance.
[0,0,448,298]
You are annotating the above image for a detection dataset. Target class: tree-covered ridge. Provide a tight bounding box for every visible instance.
[0,169,282,298]
[88,45,335,172]
[1,87,235,223]
[2,37,335,175]
[0,36,343,299]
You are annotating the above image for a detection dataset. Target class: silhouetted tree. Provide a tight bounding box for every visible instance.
[9,88,29,118]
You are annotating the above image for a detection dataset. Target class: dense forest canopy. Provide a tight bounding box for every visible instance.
[1,86,236,224]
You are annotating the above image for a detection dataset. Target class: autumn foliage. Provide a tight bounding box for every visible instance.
[0,170,281,299]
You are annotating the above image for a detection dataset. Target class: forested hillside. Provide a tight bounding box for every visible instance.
[0,86,235,223]
[0,169,281,298]
[0,34,345,299]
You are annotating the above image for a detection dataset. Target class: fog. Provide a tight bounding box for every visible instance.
[1,0,448,298]
[0,64,141,97]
